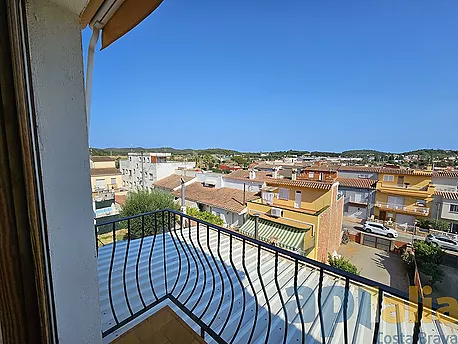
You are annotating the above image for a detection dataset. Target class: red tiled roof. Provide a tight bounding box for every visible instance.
[336,177,377,189]
[90,167,121,176]
[434,191,458,200]
[267,178,333,190]
[153,174,194,191]
[173,183,257,213]
[90,156,116,162]
[224,170,272,183]
[303,166,338,172]
[433,171,458,178]
[115,194,127,206]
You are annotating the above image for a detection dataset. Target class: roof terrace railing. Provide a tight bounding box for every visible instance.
[95,209,451,343]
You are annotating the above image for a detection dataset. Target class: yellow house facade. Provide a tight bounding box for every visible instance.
[244,178,343,262]
[374,169,433,226]
[90,156,122,194]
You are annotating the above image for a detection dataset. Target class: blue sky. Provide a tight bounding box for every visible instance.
[84,0,457,153]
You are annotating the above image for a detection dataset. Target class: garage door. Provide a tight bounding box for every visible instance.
[362,234,391,251]
[348,205,367,219]
[396,214,415,226]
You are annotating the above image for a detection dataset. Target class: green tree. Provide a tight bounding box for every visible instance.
[328,254,360,275]
[187,207,225,226]
[414,240,444,285]
[120,190,180,239]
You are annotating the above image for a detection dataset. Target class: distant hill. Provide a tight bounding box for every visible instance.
[89,147,458,158]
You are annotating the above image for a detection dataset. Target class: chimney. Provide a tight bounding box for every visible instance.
[291,168,297,181]
[273,168,278,179]
[249,170,256,180]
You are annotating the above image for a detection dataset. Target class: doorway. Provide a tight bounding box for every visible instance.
[379,211,387,221]
[294,191,301,208]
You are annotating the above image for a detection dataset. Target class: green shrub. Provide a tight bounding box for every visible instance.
[414,240,444,285]
[120,190,179,239]
[328,254,360,276]
[187,207,225,226]
[431,219,451,232]
[416,218,433,229]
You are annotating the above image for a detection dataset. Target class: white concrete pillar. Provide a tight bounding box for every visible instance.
[25,0,102,342]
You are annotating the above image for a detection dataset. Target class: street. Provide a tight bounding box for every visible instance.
[342,219,424,244]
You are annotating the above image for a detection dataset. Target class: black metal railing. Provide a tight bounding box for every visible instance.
[95,209,450,343]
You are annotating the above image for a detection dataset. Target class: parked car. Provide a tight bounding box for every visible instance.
[425,234,458,252]
[362,221,398,238]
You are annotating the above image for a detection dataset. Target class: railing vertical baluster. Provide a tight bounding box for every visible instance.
[257,245,271,344]
[274,251,288,344]
[198,224,217,320]
[217,230,235,337]
[123,218,133,316]
[108,222,119,325]
[175,214,191,300]
[148,213,159,300]
[207,224,226,328]
[168,211,182,295]
[182,218,200,306]
[318,268,326,344]
[294,260,305,344]
[242,238,258,344]
[190,222,208,314]
[343,277,349,344]
[228,233,247,344]
[135,215,146,308]
[162,211,167,294]
[372,288,383,344]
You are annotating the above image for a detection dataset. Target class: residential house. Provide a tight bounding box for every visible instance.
[336,165,380,180]
[337,177,377,220]
[3,1,454,343]
[173,182,257,227]
[375,169,434,226]
[120,152,195,191]
[298,165,338,182]
[244,178,343,262]
[223,169,272,192]
[90,156,122,193]
[432,171,458,232]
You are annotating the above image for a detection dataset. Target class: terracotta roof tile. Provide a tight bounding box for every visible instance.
[224,170,272,183]
[336,177,377,189]
[90,167,121,176]
[153,174,194,191]
[173,183,257,213]
[90,156,116,162]
[267,179,333,190]
[434,191,458,200]
[433,171,458,178]
[115,194,127,206]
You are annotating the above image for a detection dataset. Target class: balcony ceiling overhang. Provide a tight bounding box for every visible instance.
[80,0,163,49]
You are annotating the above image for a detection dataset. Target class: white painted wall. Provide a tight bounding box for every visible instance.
[223,178,264,192]
[196,172,224,188]
[433,177,458,192]
[440,200,458,221]
[26,0,101,342]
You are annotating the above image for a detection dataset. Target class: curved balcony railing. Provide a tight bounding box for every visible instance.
[95,209,454,343]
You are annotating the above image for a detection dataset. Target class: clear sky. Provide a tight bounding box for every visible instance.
[84,0,457,153]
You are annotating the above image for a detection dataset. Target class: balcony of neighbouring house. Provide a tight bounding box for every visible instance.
[374,201,430,216]
[376,182,434,198]
[95,209,457,343]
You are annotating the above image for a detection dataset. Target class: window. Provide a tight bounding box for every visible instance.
[111,178,116,185]
[308,172,314,178]
[278,188,289,200]
[95,179,105,189]
[450,204,458,213]
[383,175,395,182]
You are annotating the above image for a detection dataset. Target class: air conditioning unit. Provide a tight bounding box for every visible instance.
[271,207,283,218]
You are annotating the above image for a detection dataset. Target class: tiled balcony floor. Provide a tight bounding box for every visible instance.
[112,306,206,344]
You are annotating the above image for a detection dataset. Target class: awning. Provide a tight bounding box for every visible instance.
[239,217,308,253]
[80,0,163,49]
